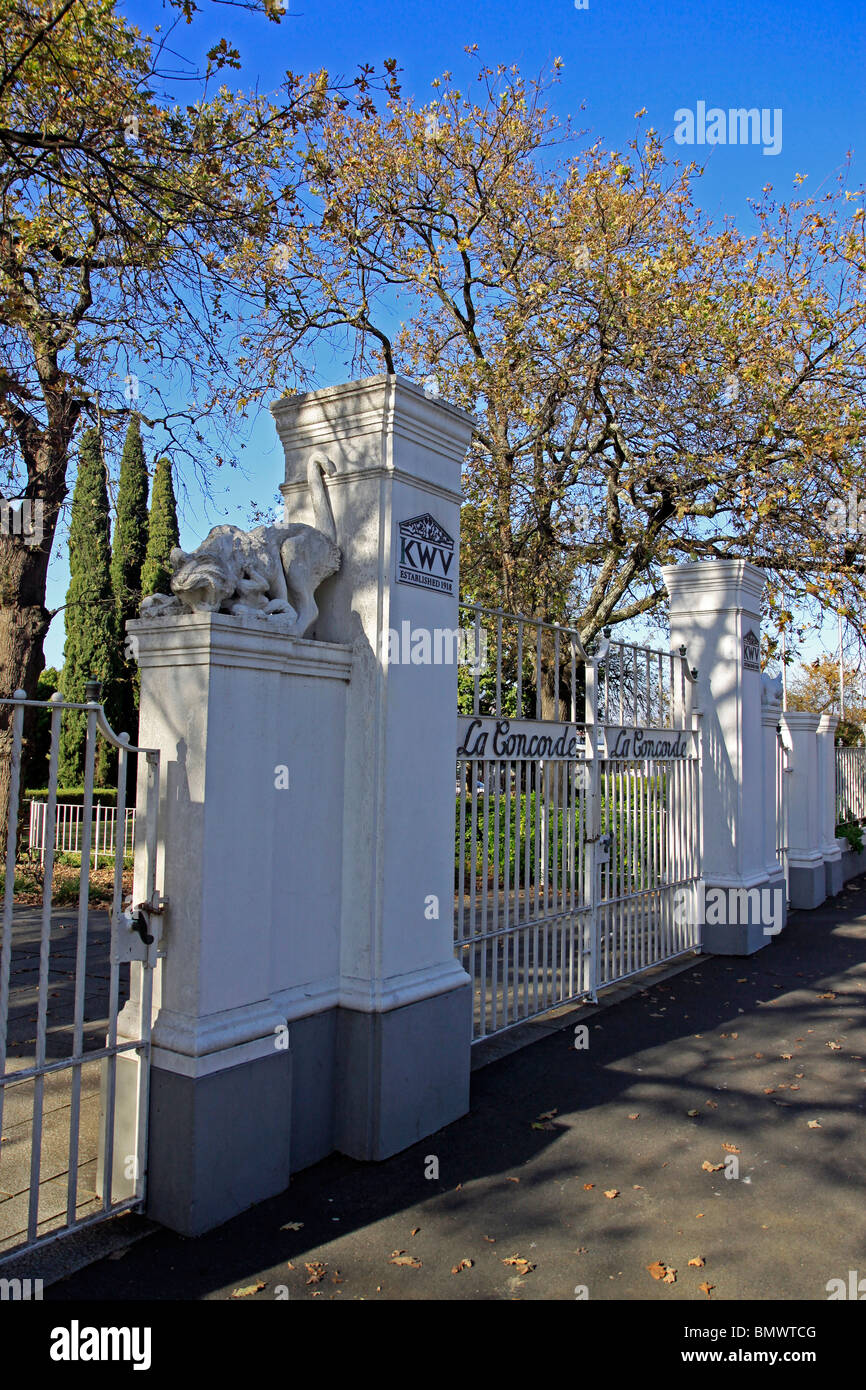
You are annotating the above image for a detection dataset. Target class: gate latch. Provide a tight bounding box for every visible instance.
[113,893,167,967]
[596,834,611,863]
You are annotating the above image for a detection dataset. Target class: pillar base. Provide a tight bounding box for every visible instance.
[700,876,787,955]
[336,981,471,1161]
[788,857,827,911]
[145,1049,291,1237]
[824,852,844,898]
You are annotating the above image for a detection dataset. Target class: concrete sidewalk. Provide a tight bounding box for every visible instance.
[44,881,866,1302]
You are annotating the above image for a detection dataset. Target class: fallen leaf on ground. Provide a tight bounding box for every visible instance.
[536,1108,558,1121]
[231,1282,266,1298]
[696,1213,704,1219]
[763,1087,775,1095]
[604,1189,619,1199]
[702,1160,724,1172]
[483,1235,496,1243]
[305,1262,327,1284]
[699,1282,715,1299]
[281,1221,303,1231]
[633,1185,644,1190]
[451,1259,473,1274]
[721,1143,740,1154]
[687,1109,699,1117]
[688,1257,705,1268]
[827,1041,842,1050]
[389,1251,422,1268]
[583,1183,595,1190]
[819,992,836,1000]
[506,1177,520,1184]
[532,1120,556,1130]
[705,1100,718,1109]
[331,1272,344,1285]
[628,1113,640,1120]
[807,1120,822,1129]
[502,1255,535,1275]
[647,1261,667,1280]
[663,1268,677,1284]
[411,1228,420,1237]
[780,1053,793,1060]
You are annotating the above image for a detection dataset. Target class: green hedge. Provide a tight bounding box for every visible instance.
[456,771,669,886]
[25,788,120,807]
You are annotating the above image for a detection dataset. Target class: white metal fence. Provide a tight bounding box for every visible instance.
[455,606,702,1042]
[28,801,136,867]
[1,689,161,1263]
[836,745,866,823]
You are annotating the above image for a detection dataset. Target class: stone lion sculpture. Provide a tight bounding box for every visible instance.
[140,455,340,638]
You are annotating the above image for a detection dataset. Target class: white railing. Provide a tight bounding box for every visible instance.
[27,800,136,868]
[456,603,702,1041]
[836,745,866,824]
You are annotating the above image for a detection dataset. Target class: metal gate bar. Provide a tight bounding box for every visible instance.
[0,690,160,1263]
[456,607,702,1042]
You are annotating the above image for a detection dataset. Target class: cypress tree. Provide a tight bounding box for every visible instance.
[111,415,149,740]
[59,429,121,786]
[141,456,180,597]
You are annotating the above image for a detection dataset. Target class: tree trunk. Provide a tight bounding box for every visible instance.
[0,529,55,842]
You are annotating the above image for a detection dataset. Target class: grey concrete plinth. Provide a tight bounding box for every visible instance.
[789,862,828,911]
[825,856,844,898]
[286,1009,337,1173]
[700,879,787,955]
[336,982,471,1161]
[145,1051,291,1237]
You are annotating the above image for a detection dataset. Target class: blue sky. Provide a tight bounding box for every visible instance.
[41,0,866,667]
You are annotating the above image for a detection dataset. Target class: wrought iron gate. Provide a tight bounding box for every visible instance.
[0,688,162,1262]
[455,607,702,1042]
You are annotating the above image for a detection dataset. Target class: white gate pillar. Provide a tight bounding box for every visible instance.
[124,614,352,1235]
[818,714,843,897]
[761,677,788,915]
[662,560,784,953]
[780,710,827,909]
[272,375,476,1160]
